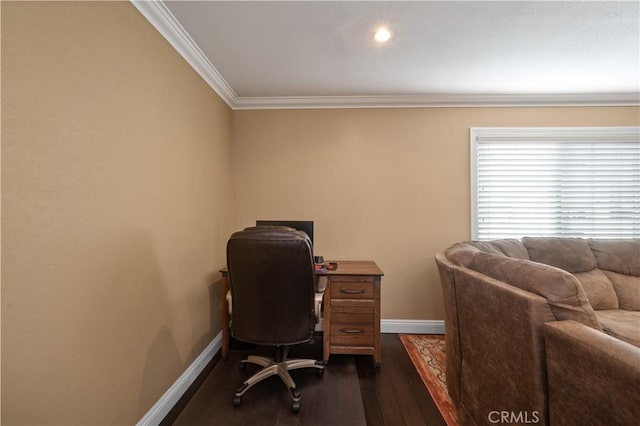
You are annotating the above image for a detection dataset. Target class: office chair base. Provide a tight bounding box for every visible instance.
[233,355,324,412]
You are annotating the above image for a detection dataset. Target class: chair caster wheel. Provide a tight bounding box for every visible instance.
[292,401,301,413]
[316,367,324,377]
[232,396,242,407]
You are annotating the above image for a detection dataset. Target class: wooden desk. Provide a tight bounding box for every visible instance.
[219,260,383,366]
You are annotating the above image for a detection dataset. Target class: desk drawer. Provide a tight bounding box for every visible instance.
[330,280,374,300]
[330,322,374,346]
[332,311,373,324]
[330,309,374,346]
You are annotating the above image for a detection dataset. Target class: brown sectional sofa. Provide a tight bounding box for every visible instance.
[436,238,640,426]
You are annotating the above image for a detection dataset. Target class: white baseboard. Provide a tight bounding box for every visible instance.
[319,318,445,334]
[381,319,445,334]
[137,332,222,426]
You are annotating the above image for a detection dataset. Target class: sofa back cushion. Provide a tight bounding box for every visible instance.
[589,239,640,311]
[522,237,596,273]
[588,239,640,276]
[481,239,530,259]
[466,252,602,330]
[523,237,620,310]
[572,270,619,310]
[601,271,640,311]
[446,239,529,267]
[445,242,497,267]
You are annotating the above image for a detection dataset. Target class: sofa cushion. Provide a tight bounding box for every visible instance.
[446,242,488,267]
[588,239,640,276]
[445,240,529,267]
[573,269,619,310]
[602,271,640,311]
[595,310,640,348]
[589,239,640,311]
[523,237,597,273]
[480,239,530,260]
[522,237,621,309]
[466,252,602,330]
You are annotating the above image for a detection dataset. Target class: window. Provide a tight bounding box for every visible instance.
[471,127,640,240]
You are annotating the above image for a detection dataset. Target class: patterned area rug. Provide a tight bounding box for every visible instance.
[399,334,459,426]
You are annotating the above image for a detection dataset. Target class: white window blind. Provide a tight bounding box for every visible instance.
[471,127,640,240]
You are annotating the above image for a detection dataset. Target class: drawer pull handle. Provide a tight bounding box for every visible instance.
[340,328,365,334]
[340,289,365,294]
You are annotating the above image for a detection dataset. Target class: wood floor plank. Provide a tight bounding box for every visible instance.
[389,335,446,426]
[387,334,429,425]
[355,364,385,426]
[385,347,428,424]
[406,372,447,426]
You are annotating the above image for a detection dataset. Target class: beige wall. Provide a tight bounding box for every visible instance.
[233,107,640,320]
[2,2,640,425]
[2,2,233,425]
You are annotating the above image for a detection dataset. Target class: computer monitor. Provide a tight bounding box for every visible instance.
[255,220,314,244]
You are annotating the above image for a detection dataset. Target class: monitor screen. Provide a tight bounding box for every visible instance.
[255,220,314,244]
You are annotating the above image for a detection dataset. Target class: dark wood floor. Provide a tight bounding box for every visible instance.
[167,333,445,426]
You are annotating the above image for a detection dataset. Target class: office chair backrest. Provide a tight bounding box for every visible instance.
[226,227,316,345]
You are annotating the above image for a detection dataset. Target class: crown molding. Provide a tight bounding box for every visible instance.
[132,1,639,111]
[234,93,640,110]
[131,0,238,107]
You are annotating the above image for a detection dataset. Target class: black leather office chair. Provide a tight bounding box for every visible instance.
[226,227,325,413]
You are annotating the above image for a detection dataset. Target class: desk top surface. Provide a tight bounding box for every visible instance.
[317,260,383,276]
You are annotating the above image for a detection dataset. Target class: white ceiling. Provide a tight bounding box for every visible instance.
[135,1,640,109]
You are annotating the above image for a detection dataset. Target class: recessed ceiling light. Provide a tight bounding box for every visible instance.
[373,27,392,43]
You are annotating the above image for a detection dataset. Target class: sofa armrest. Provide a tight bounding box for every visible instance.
[453,267,555,425]
[544,320,640,426]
